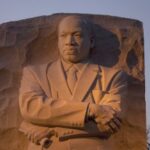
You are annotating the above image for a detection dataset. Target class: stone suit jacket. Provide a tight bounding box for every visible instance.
[19,59,127,140]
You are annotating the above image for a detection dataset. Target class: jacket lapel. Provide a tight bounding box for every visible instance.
[47,59,72,99]
[72,63,99,102]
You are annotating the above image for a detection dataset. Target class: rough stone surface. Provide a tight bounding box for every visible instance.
[0,13,146,150]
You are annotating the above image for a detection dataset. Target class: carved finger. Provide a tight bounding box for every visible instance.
[107,119,121,133]
[27,130,35,142]
[47,130,56,138]
[97,123,110,132]
[31,132,38,144]
[113,117,122,128]
[97,123,113,138]
[27,134,32,141]
[33,130,55,145]
[95,114,114,125]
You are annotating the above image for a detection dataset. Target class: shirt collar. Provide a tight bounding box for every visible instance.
[61,58,89,72]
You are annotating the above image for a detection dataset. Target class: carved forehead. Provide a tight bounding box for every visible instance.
[58,15,92,34]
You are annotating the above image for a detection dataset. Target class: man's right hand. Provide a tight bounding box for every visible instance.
[87,104,121,133]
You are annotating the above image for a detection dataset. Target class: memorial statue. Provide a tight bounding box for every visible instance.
[19,15,127,150]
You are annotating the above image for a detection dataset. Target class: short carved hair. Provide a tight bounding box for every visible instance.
[58,15,94,37]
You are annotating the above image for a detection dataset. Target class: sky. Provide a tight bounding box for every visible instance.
[0,0,150,126]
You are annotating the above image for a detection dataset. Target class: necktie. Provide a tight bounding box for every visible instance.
[67,66,77,93]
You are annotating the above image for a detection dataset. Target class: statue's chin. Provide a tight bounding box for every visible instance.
[64,59,79,64]
[62,56,81,64]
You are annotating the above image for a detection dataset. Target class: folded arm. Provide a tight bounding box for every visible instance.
[87,70,127,133]
[19,66,88,129]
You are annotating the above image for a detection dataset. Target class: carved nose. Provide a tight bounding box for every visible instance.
[66,35,75,45]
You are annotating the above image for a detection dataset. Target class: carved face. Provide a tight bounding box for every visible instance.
[58,16,93,63]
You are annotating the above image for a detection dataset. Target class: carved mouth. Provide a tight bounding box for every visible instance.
[65,49,78,55]
[66,51,77,55]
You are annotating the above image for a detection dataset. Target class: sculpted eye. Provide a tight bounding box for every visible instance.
[74,33,82,38]
[60,34,66,37]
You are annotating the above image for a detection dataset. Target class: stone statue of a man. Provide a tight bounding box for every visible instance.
[19,15,127,150]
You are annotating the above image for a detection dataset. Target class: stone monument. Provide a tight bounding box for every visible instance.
[0,13,146,150]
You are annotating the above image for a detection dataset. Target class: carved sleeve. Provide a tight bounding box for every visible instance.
[99,70,127,113]
[19,66,88,129]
